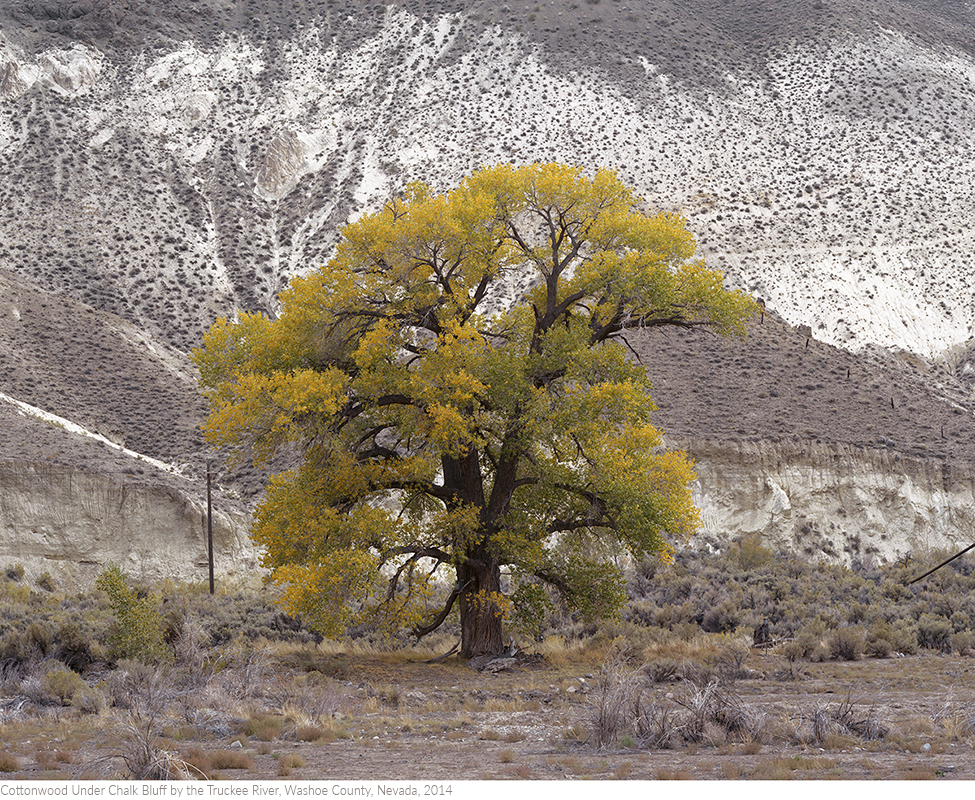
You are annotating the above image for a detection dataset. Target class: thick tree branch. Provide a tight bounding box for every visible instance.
[412,582,463,638]
[551,482,619,530]
[588,308,714,344]
[380,545,453,566]
[533,568,573,598]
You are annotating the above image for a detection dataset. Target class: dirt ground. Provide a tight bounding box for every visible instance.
[4,648,975,781]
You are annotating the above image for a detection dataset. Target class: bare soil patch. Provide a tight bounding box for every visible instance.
[3,648,975,781]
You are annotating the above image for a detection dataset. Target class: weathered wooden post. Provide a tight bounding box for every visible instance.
[207,458,214,595]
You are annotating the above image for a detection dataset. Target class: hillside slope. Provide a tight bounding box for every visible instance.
[1,0,974,573]
[2,265,973,574]
[1,0,973,361]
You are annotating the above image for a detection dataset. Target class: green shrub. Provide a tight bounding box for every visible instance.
[37,572,56,592]
[5,564,24,581]
[950,611,971,633]
[654,602,696,630]
[0,578,31,603]
[865,637,892,658]
[845,602,869,624]
[916,613,952,652]
[72,684,109,715]
[644,658,681,683]
[96,565,171,664]
[0,622,55,669]
[26,622,54,656]
[41,662,86,705]
[726,533,773,570]
[795,619,827,657]
[889,618,919,655]
[827,627,864,661]
[701,600,741,634]
[951,630,975,653]
[55,622,94,672]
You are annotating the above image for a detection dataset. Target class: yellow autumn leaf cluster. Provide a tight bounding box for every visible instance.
[193,162,758,649]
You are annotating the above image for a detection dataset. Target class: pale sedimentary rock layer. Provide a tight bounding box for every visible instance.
[0,461,260,585]
[682,437,975,565]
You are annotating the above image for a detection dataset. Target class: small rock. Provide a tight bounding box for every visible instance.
[922,743,931,752]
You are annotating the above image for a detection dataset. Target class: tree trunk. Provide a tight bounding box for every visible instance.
[457,558,505,659]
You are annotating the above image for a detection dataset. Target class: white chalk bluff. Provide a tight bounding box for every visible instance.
[1,1,974,574]
[686,438,975,566]
[0,461,258,584]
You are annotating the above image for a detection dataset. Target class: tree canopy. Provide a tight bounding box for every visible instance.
[193,163,758,658]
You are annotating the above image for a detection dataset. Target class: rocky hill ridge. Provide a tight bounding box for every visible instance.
[1,0,974,576]
[1,1,973,361]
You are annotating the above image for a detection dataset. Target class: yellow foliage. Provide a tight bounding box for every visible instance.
[273,551,380,639]
[469,591,514,621]
[193,162,758,643]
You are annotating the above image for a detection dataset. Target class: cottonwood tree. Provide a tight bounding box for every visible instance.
[194,163,758,658]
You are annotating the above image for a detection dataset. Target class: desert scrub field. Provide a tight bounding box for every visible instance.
[0,546,974,780]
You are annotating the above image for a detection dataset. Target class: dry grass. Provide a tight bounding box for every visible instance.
[643,635,729,664]
[750,755,839,779]
[243,714,285,741]
[718,761,746,779]
[208,749,255,771]
[296,723,347,742]
[933,695,975,742]
[654,768,694,779]
[2,628,975,780]
[889,765,940,780]
[277,753,305,777]
[35,748,74,770]
[613,760,633,779]
[0,753,20,773]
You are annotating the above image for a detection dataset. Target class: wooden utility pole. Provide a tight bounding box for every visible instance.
[207,459,214,595]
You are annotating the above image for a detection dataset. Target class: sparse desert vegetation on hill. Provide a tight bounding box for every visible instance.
[2,0,974,361]
[2,0,975,575]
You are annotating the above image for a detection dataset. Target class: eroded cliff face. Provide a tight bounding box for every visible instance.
[1,2,974,578]
[681,437,975,565]
[0,461,260,585]
[1,5,974,364]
